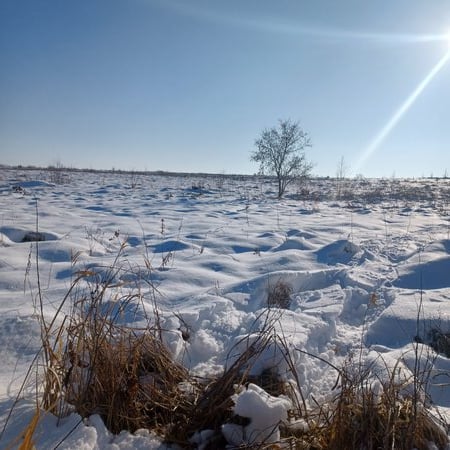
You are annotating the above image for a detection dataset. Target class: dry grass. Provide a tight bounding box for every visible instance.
[282,360,449,450]
[429,328,450,358]
[16,260,296,447]
[17,408,40,450]
[39,264,194,438]
[5,252,449,449]
[267,279,293,309]
[63,325,191,435]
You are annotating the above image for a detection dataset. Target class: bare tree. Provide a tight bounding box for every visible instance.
[251,119,312,199]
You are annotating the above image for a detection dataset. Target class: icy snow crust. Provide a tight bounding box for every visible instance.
[0,169,449,448]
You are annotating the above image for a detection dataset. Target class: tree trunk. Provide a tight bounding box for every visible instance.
[277,176,284,199]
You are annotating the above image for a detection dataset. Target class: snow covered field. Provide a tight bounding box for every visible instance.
[0,168,449,449]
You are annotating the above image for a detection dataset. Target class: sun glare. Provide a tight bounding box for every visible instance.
[354,50,450,173]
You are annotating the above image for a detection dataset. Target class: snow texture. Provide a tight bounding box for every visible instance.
[0,168,449,448]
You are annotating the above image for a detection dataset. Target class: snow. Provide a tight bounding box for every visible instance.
[0,168,449,448]
[221,383,291,446]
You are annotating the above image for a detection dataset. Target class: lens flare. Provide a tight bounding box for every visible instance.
[354,51,450,173]
[152,2,450,47]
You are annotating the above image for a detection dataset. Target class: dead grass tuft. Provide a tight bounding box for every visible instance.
[63,325,190,435]
[267,279,293,309]
[39,266,194,437]
[282,360,449,450]
[429,328,450,358]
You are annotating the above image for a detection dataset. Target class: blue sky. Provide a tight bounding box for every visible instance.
[1,0,449,177]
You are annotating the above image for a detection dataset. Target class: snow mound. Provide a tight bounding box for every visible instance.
[272,238,315,252]
[222,383,291,446]
[0,226,59,243]
[316,239,361,265]
[151,239,192,253]
[394,257,450,290]
[365,290,450,348]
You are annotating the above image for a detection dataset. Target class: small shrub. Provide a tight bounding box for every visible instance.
[267,279,293,309]
[429,328,450,358]
[22,231,46,242]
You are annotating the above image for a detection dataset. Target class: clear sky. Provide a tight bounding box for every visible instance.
[1,0,450,177]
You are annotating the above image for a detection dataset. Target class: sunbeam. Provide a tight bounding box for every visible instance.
[354,50,450,173]
[151,1,449,46]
